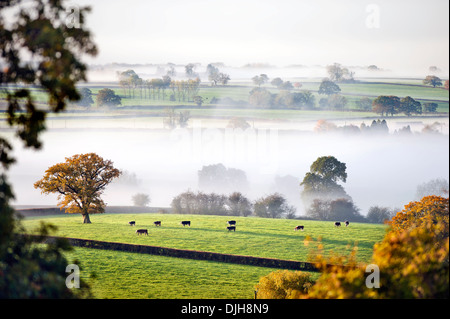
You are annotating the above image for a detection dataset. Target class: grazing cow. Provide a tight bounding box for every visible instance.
[227,226,236,232]
[136,229,148,235]
[154,221,161,227]
[181,221,191,227]
[335,222,341,227]
[129,221,136,226]
[227,220,237,226]
[345,220,349,227]
[294,225,304,231]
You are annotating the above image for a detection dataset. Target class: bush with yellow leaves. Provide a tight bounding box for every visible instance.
[256,196,449,299]
[254,270,315,299]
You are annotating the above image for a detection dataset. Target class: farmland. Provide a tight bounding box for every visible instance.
[21,213,386,298]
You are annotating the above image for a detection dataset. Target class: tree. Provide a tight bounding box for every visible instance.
[248,87,273,108]
[1,0,97,298]
[198,163,248,194]
[252,74,269,87]
[227,117,251,130]
[367,206,394,223]
[423,102,438,113]
[423,75,443,88]
[355,97,372,111]
[271,77,283,88]
[132,193,151,207]
[318,79,341,96]
[415,178,449,199]
[34,153,121,224]
[372,95,400,116]
[326,63,354,82]
[96,88,122,107]
[76,88,94,107]
[400,96,422,116]
[185,63,198,78]
[228,192,252,217]
[300,156,349,204]
[254,193,296,219]
[327,94,347,110]
[306,198,363,222]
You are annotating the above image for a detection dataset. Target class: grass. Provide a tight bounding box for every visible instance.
[65,247,283,299]
[22,213,386,263]
[22,213,386,299]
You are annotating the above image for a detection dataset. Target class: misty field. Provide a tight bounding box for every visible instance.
[21,213,386,298]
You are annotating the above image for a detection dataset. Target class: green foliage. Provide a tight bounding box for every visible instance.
[96,88,122,107]
[253,193,296,219]
[372,95,400,116]
[423,75,443,88]
[318,80,341,96]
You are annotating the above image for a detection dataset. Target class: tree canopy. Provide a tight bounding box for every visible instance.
[34,153,121,223]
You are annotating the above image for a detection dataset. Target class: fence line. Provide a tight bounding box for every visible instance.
[26,234,322,272]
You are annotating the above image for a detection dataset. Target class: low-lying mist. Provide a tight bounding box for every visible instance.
[8,124,449,216]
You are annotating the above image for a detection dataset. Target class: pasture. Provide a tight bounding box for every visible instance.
[22,213,386,298]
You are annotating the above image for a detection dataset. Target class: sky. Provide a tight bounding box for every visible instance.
[72,0,449,74]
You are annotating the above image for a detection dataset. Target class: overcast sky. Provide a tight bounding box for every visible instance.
[74,0,448,73]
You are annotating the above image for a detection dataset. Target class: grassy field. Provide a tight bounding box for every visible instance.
[21,213,386,298]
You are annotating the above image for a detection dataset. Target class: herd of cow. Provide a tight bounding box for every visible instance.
[129,219,350,235]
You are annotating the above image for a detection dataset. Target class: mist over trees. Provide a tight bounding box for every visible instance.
[198,163,249,194]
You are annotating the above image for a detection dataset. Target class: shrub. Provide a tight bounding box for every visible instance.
[255,270,315,299]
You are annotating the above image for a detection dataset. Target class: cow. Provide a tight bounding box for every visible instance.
[227,226,236,232]
[334,222,341,227]
[294,225,304,231]
[181,221,191,227]
[154,221,162,227]
[136,229,148,235]
[227,220,236,226]
[345,220,349,227]
[129,221,136,226]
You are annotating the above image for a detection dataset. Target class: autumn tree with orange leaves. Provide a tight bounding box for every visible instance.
[34,153,121,223]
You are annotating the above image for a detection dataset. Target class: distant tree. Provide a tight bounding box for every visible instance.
[301,156,349,204]
[355,97,373,111]
[307,198,363,221]
[198,163,248,193]
[248,87,273,108]
[327,94,347,110]
[271,77,283,88]
[293,82,303,90]
[132,193,151,207]
[326,63,354,82]
[96,88,122,107]
[227,117,251,130]
[34,153,121,224]
[415,178,449,200]
[252,74,269,87]
[367,206,394,223]
[228,192,252,217]
[444,80,449,90]
[254,193,296,219]
[318,79,341,96]
[118,69,141,98]
[279,81,294,91]
[400,96,422,116]
[76,88,94,107]
[193,95,204,106]
[423,75,443,88]
[372,95,400,116]
[185,63,198,78]
[423,102,439,113]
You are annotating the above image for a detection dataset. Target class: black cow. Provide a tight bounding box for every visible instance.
[334,222,341,227]
[227,226,236,232]
[227,220,236,226]
[154,221,161,227]
[294,225,304,231]
[136,229,148,235]
[345,220,349,227]
[129,221,136,226]
[181,221,191,227]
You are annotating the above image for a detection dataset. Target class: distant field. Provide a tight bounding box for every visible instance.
[22,213,386,298]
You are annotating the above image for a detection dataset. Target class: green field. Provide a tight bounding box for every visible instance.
[22,213,387,299]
